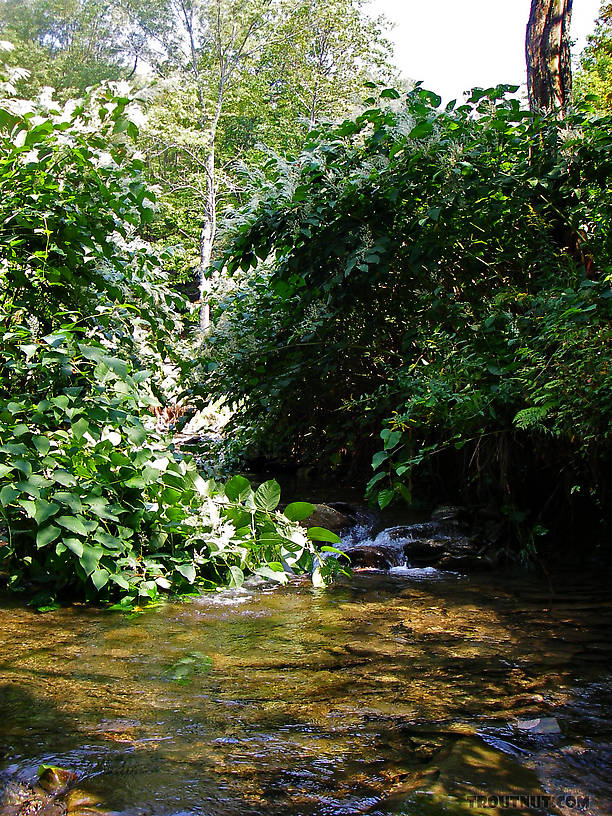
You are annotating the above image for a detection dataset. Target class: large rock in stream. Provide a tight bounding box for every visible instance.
[299,503,354,533]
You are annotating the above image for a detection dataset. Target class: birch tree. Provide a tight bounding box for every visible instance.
[127,0,393,329]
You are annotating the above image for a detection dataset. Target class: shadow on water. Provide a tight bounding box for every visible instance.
[0,568,610,816]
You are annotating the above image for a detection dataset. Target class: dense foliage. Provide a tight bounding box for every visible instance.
[201,85,612,552]
[575,2,612,114]
[0,84,344,603]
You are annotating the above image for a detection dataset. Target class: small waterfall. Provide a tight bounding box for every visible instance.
[337,506,491,575]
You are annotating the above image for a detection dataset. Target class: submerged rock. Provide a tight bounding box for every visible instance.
[0,769,105,816]
[437,553,492,571]
[516,717,562,734]
[0,782,67,816]
[37,770,78,796]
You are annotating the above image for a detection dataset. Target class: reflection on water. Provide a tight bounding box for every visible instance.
[0,570,610,816]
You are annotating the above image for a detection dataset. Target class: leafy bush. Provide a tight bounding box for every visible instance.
[201,84,612,551]
[0,83,345,602]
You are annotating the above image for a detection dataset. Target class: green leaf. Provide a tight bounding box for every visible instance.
[52,470,76,486]
[161,486,182,505]
[176,563,196,583]
[372,450,389,470]
[0,485,20,506]
[71,418,89,440]
[18,344,38,360]
[102,355,128,379]
[366,471,386,492]
[32,436,51,455]
[36,525,61,548]
[0,464,13,478]
[224,475,252,503]
[93,529,125,549]
[125,476,145,489]
[284,501,315,522]
[0,443,28,456]
[51,395,70,410]
[13,459,32,477]
[255,564,288,584]
[64,538,84,557]
[53,492,83,514]
[79,545,103,576]
[18,499,37,518]
[383,430,402,450]
[91,569,110,590]
[377,489,394,510]
[409,121,434,139]
[84,495,119,521]
[77,343,105,363]
[110,573,130,590]
[126,424,147,445]
[254,479,281,511]
[56,515,96,536]
[307,527,341,544]
[228,565,245,587]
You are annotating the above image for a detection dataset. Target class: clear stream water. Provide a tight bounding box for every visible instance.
[0,566,610,816]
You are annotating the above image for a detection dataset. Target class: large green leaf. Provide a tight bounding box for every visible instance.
[0,443,28,456]
[52,470,76,487]
[224,475,252,503]
[227,565,245,587]
[255,564,289,584]
[84,495,120,521]
[79,545,103,576]
[18,499,37,518]
[32,436,51,455]
[64,538,84,557]
[71,418,89,440]
[0,485,20,506]
[283,501,315,522]
[36,525,61,548]
[53,492,83,514]
[34,500,59,525]
[409,120,434,139]
[254,479,281,511]
[91,568,110,590]
[176,563,196,583]
[102,355,128,379]
[56,515,97,536]
[307,527,341,544]
[13,459,33,477]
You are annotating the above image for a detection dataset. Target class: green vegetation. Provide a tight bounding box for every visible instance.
[575,2,612,114]
[204,85,612,550]
[0,80,345,604]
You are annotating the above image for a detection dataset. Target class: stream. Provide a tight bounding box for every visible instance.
[0,519,611,816]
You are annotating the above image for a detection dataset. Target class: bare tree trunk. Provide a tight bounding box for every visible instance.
[199,146,217,330]
[526,0,573,113]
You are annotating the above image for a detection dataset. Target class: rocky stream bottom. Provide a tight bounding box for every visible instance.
[0,509,610,816]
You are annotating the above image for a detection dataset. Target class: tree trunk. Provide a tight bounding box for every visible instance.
[199,145,216,331]
[526,0,573,113]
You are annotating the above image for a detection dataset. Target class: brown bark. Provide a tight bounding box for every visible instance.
[526,0,573,113]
